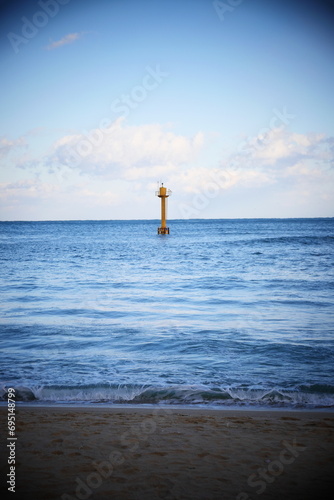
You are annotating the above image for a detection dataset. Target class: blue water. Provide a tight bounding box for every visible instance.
[1,219,334,408]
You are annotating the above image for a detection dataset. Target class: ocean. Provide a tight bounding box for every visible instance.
[0,218,333,408]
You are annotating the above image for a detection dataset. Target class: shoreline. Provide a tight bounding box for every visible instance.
[1,401,334,413]
[1,406,334,499]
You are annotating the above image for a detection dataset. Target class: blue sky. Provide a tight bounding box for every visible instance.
[1,0,333,220]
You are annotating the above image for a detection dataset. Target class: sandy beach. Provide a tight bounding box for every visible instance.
[1,406,334,500]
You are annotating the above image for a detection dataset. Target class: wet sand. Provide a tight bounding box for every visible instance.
[1,406,334,500]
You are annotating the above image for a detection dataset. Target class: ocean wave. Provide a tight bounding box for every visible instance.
[247,235,334,245]
[1,383,334,408]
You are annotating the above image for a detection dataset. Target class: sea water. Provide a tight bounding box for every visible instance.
[0,219,333,408]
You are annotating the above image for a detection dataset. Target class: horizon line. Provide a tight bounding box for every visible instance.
[1,216,333,223]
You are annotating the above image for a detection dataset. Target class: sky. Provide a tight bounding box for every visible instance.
[0,0,334,220]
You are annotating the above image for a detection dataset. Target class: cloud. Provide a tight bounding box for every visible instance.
[77,188,120,207]
[45,33,83,50]
[0,178,121,221]
[2,125,333,220]
[0,179,58,198]
[48,119,204,177]
[169,128,334,206]
[234,127,331,168]
[0,136,27,159]
[3,124,333,220]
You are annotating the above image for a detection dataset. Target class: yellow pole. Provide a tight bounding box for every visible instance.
[156,183,171,234]
[161,196,166,229]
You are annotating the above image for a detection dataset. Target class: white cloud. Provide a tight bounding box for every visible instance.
[169,128,334,218]
[49,119,204,177]
[124,164,178,181]
[45,33,83,50]
[169,166,271,194]
[0,179,59,199]
[0,177,121,220]
[236,127,329,167]
[2,125,333,220]
[0,137,26,159]
[76,188,120,207]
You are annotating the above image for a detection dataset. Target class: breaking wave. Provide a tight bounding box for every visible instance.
[1,383,334,408]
